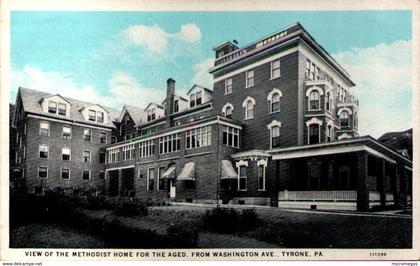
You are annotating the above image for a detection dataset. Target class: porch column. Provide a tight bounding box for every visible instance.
[356,151,369,211]
[379,159,386,207]
[118,168,123,197]
[270,160,280,207]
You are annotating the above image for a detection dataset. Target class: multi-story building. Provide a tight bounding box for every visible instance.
[10,88,120,195]
[10,22,412,211]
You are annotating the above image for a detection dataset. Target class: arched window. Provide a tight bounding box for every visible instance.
[309,91,320,110]
[225,106,233,119]
[339,111,350,127]
[242,97,256,120]
[326,124,334,142]
[270,93,281,113]
[267,88,282,113]
[222,103,234,119]
[271,126,281,148]
[309,124,320,144]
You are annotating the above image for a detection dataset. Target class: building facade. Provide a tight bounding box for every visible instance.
[10,22,412,211]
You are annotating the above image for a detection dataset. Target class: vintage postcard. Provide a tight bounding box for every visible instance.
[0,0,419,264]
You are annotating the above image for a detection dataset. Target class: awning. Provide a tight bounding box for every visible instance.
[160,165,176,179]
[221,160,238,179]
[178,162,195,181]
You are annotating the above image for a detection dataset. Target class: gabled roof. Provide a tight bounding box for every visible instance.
[41,93,72,104]
[186,84,213,95]
[119,105,145,126]
[17,87,120,127]
[161,94,188,104]
[145,102,164,111]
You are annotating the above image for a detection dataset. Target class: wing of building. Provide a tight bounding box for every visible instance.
[10,22,412,211]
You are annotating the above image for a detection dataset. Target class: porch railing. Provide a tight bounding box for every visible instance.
[279,190,357,201]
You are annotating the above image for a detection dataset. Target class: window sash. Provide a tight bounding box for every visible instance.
[58,103,66,115]
[89,110,96,121]
[246,70,254,87]
[39,145,49,158]
[99,132,107,143]
[48,101,57,113]
[62,148,71,161]
[83,151,91,163]
[40,122,49,136]
[97,112,104,123]
[271,60,281,78]
[63,126,72,139]
[38,167,48,178]
[84,129,92,141]
[225,78,233,94]
[82,170,90,180]
[61,168,70,179]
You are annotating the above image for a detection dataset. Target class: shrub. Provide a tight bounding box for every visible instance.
[114,201,148,217]
[166,220,199,248]
[203,207,240,234]
[239,209,259,232]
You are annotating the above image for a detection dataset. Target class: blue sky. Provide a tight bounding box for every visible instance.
[10,11,412,137]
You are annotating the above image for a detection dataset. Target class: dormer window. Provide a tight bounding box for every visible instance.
[48,101,57,113]
[89,110,96,121]
[190,91,202,108]
[58,103,66,115]
[147,109,156,121]
[97,112,104,123]
[174,100,179,113]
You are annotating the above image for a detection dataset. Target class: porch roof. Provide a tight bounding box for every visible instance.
[267,136,412,166]
[231,149,271,160]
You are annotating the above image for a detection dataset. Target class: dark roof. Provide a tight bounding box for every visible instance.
[121,105,145,126]
[17,87,121,128]
[378,129,412,158]
[186,84,213,95]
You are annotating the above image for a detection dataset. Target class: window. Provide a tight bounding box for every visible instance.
[48,101,57,113]
[222,126,239,148]
[122,144,135,161]
[309,91,320,110]
[147,109,156,121]
[271,59,281,79]
[111,136,116,144]
[310,63,316,80]
[246,69,254,87]
[196,91,202,105]
[159,133,181,154]
[58,103,66,115]
[174,100,179,113]
[139,140,155,158]
[61,168,70,179]
[83,129,92,141]
[270,93,281,113]
[38,166,48,178]
[99,171,105,180]
[325,91,331,112]
[147,168,155,191]
[258,165,265,190]
[40,121,50,136]
[62,126,72,139]
[39,145,49,159]
[244,99,254,119]
[158,167,165,191]
[271,126,281,148]
[225,106,233,119]
[339,111,350,127]
[225,78,233,94]
[125,134,132,140]
[99,132,107,143]
[315,67,321,80]
[62,147,71,161]
[108,148,121,163]
[82,170,90,180]
[175,121,181,126]
[308,162,321,189]
[239,166,247,190]
[97,112,104,123]
[138,169,144,179]
[186,125,211,149]
[326,125,334,142]
[305,59,311,78]
[89,110,96,121]
[309,124,320,144]
[99,152,106,164]
[83,151,91,163]
[190,91,203,108]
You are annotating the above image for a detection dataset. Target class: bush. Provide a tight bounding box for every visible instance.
[203,207,240,234]
[239,209,259,232]
[166,220,199,248]
[114,201,148,217]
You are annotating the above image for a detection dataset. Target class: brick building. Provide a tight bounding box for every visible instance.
[10,22,412,211]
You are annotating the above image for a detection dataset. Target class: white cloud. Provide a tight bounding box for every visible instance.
[10,65,165,110]
[122,24,169,53]
[121,23,201,54]
[191,58,214,89]
[332,40,412,138]
[177,23,201,43]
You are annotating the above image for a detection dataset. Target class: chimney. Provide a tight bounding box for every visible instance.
[166,78,175,125]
